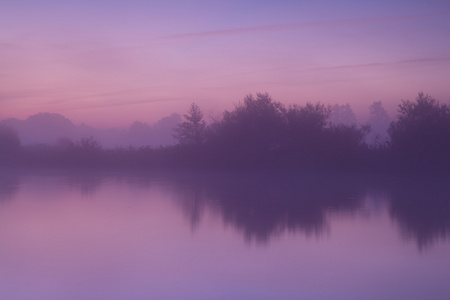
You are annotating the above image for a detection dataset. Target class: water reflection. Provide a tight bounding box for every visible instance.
[65,171,104,197]
[387,176,450,250]
[2,169,450,300]
[0,170,20,201]
[173,172,367,243]
[169,172,450,249]
[0,169,449,250]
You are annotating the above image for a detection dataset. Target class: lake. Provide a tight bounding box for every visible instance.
[1,169,449,300]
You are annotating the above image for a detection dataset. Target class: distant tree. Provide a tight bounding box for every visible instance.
[78,136,102,151]
[0,124,21,155]
[174,103,206,146]
[67,136,104,166]
[366,101,390,147]
[55,136,75,149]
[369,101,389,121]
[388,92,450,170]
[129,121,150,134]
[128,121,152,147]
[25,112,75,145]
[152,113,181,146]
[329,103,357,126]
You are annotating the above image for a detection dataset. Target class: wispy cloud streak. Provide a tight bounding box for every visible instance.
[201,57,450,80]
[320,57,450,71]
[156,12,450,41]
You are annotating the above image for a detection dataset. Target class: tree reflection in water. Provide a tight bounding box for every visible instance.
[0,170,20,201]
[0,169,449,250]
[174,172,368,243]
[388,176,450,250]
[173,171,450,249]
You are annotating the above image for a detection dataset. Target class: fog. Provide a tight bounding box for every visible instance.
[1,112,181,149]
[1,100,390,149]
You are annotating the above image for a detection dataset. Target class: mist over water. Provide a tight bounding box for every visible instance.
[2,1,449,298]
[0,112,181,148]
[1,169,449,300]
[0,95,393,149]
[2,92,450,174]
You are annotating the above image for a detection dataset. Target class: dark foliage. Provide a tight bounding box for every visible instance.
[3,92,449,173]
[0,125,21,165]
[282,103,330,166]
[173,171,366,243]
[388,176,450,250]
[0,125,20,153]
[202,93,369,170]
[388,92,450,172]
[173,103,206,146]
[205,93,287,167]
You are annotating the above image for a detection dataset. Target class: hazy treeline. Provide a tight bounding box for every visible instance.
[172,92,450,172]
[0,112,180,148]
[1,92,449,173]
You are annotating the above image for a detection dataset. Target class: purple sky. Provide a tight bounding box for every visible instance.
[1,0,449,127]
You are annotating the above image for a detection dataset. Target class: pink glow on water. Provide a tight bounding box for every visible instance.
[1,172,450,299]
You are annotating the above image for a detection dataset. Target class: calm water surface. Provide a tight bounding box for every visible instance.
[0,170,449,300]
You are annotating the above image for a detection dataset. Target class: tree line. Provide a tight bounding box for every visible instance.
[172,92,450,172]
[1,92,449,173]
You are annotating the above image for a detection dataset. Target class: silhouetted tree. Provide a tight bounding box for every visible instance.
[78,136,102,151]
[285,102,330,149]
[280,103,331,167]
[388,92,450,171]
[210,93,286,165]
[174,103,206,146]
[324,124,369,168]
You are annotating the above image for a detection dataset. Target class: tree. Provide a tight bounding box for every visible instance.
[366,101,390,147]
[328,103,357,126]
[0,124,21,155]
[174,103,206,146]
[277,102,331,168]
[286,102,331,149]
[388,92,450,170]
[78,136,102,151]
[55,136,75,149]
[216,93,286,156]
